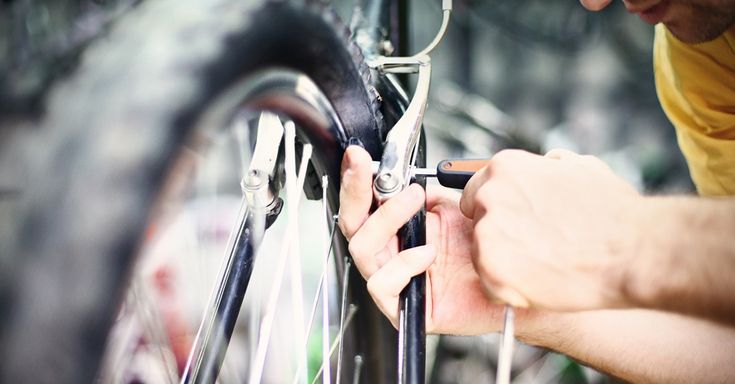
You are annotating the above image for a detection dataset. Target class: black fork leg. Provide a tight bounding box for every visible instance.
[398,131,427,384]
[398,207,427,383]
[183,211,258,384]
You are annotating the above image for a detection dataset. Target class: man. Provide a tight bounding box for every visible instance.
[339,0,735,382]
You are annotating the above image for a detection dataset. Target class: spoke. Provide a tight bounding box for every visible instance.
[131,281,179,384]
[303,219,338,341]
[292,218,338,384]
[248,121,312,383]
[352,355,364,384]
[311,304,358,384]
[397,307,405,382]
[286,121,308,383]
[102,281,177,384]
[335,257,351,384]
[495,305,516,384]
[321,176,332,384]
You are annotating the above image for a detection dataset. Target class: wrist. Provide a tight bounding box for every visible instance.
[616,196,681,311]
[513,308,572,348]
[593,192,648,310]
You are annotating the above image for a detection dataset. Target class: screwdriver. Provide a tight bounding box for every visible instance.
[371,158,491,189]
[414,159,490,188]
[372,158,516,384]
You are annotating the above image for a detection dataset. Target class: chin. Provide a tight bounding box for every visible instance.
[664,22,730,44]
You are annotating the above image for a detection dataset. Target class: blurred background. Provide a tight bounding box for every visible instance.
[406,0,693,194]
[0,0,694,189]
[0,0,695,383]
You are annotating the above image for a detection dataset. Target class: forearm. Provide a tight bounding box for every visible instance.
[518,309,735,383]
[624,196,735,323]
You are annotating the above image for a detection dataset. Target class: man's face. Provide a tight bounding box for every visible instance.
[580,0,735,43]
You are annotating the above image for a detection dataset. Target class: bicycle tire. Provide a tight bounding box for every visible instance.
[0,1,396,382]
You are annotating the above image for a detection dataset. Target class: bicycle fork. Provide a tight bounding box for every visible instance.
[369,2,452,382]
[370,55,431,384]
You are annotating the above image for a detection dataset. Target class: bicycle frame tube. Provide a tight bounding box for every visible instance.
[356,1,428,379]
[355,0,410,85]
[395,0,410,86]
[183,210,258,384]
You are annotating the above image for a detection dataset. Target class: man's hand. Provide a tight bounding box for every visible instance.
[338,146,505,335]
[459,149,644,311]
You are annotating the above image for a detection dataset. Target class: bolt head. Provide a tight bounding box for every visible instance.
[376,172,399,192]
[242,170,264,189]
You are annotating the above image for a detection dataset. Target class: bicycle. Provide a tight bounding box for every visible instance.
[0,0,457,382]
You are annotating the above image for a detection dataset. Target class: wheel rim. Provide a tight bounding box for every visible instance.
[100,69,365,383]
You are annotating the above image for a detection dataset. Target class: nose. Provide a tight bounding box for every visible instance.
[579,0,614,11]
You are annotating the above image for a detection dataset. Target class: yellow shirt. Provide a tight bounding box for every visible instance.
[654,24,735,196]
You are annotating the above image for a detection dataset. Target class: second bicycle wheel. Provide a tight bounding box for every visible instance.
[1,1,397,383]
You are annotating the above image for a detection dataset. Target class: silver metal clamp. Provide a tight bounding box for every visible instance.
[371,56,432,201]
[369,1,452,202]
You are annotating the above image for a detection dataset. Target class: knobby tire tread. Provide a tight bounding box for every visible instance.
[0,1,393,383]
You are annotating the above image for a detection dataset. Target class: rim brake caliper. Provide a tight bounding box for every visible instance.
[369,0,452,202]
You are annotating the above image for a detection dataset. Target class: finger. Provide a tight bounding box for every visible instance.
[470,223,531,308]
[544,148,579,160]
[349,184,425,277]
[459,163,491,219]
[338,145,374,240]
[366,245,437,325]
[478,279,531,308]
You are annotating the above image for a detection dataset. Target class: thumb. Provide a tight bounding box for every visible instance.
[459,165,491,219]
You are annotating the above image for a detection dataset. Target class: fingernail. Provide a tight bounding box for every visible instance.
[348,137,364,148]
[343,153,353,172]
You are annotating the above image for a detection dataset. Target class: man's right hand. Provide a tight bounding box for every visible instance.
[459,149,643,311]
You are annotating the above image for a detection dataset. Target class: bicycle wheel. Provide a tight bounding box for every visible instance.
[0,1,396,382]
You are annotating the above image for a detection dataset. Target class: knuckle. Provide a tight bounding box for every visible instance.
[339,218,358,240]
[492,149,518,163]
[347,236,363,259]
[347,236,369,266]
[366,276,382,297]
[338,217,352,238]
